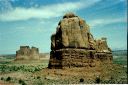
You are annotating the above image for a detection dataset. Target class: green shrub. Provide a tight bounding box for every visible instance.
[79,78,84,82]
[6,77,11,81]
[35,68,39,71]
[19,79,26,85]
[37,76,40,79]
[1,77,4,80]
[95,76,100,84]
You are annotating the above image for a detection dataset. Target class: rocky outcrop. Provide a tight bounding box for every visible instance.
[55,13,90,49]
[16,46,40,60]
[48,13,113,69]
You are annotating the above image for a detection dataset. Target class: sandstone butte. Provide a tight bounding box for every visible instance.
[48,13,113,69]
[16,46,40,60]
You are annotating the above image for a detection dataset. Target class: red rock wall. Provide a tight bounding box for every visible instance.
[48,13,113,69]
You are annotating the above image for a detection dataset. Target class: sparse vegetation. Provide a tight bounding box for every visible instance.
[0,50,127,84]
[0,61,48,73]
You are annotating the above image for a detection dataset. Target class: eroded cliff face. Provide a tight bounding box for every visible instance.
[54,13,90,49]
[16,46,40,60]
[48,13,113,69]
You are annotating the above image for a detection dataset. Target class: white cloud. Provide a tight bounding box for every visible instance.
[88,18,127,27]
[0,0,101,21]
[0,0,13,12]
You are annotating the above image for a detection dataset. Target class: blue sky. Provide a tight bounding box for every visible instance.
[0,0,127,54]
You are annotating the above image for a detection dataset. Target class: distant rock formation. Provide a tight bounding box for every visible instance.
[16,46,40,60]
[48,13,113,69]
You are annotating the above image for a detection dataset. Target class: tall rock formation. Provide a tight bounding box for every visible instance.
[48,13,113,69]
[16,46,40,60]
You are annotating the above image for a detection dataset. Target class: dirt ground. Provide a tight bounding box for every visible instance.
[33,64,127,84]
[0,58,127,84]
